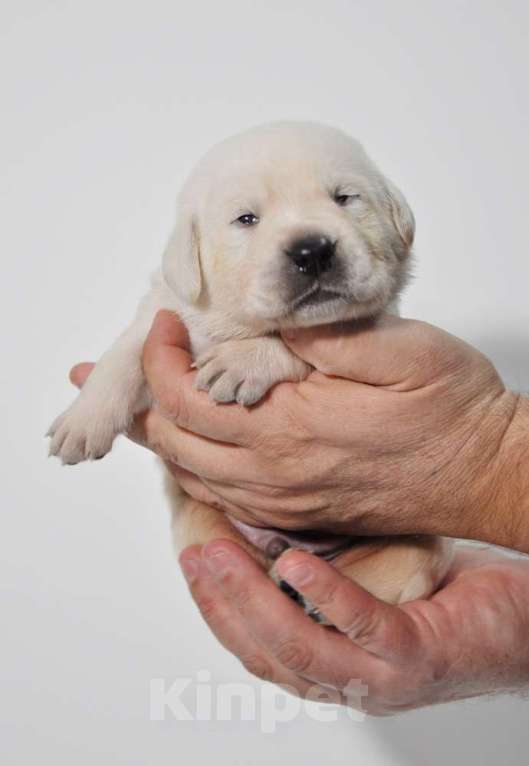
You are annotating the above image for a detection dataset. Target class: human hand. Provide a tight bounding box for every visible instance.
[177,541,529,715]
[70,311,529,551]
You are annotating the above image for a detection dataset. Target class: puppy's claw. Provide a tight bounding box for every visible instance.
[194,350,216,369]
[235,382,267,407]
[195,368,224,393]
[195,361,265,405]
[194,358,271,405]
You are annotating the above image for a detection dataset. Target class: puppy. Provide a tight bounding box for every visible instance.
[48,122,453,620]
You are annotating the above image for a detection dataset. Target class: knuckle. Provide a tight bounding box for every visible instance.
[245,483,288,503]
[276,639,313,673]
[343,604,382,647]
[231,583,256,611]
[158,385,190,428]
[240,654,275,682]
[145,422,177,462]
[311,356,335,376]
[194,594,219,624]
[147,430,171,460]
[313,579,342,610]
[207,496,229,512]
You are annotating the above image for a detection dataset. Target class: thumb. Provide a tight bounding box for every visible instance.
[275,549,419,664]
[69,362,95,388]
[281,315,465,389]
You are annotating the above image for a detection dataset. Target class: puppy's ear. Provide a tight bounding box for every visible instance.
[383,177,415,251]
[162,205,202,303]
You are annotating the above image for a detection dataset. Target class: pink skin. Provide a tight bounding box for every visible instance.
[68,311,529,713]
[178,542,529,715]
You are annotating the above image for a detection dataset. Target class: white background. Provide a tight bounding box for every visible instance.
[2,1,529,763]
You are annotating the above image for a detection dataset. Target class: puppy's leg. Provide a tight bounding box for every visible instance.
[272,536,454,624]
[48,286,169,464]
[194,336,311,405]
[332,535,454,604]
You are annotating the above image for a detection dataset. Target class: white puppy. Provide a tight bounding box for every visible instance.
[48,122,452,618]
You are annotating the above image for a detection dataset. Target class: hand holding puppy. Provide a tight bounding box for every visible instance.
[70,311,529,711]
[71,310,529,553]
[178,542,529,714]
[53,124,450,612]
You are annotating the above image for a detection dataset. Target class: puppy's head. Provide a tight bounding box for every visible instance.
[163,122,414,330]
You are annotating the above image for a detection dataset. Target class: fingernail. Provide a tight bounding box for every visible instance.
[280,563,314,588]
[203,545,231,575]
[179,556,199,583]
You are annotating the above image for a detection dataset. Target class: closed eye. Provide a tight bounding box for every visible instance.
[333,192,361,207]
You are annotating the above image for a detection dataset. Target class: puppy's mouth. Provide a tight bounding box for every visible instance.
[290,284,348,310]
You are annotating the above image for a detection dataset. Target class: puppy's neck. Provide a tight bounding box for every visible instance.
[157,269,402,359]
[173,300,275,358]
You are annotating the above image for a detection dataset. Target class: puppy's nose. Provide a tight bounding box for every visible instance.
[285,235,335,276]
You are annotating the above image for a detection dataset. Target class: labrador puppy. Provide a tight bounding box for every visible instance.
[48,122,453,620]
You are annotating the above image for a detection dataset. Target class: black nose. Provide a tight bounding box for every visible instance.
[285,235,336,276]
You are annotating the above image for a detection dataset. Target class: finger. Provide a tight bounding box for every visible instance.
[181,475,310,521]
[127,408,270,495]
[275,550,420,664]
[168,466,224,507]
[179,546,316,696]
[132,407,264,483]
[164,464,279,528]
[281,316,471,389]
[69,362,95,388]
[201,540,384,690]
[143,311,266,446]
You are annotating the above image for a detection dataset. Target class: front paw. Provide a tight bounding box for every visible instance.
[194,344,271,406]
[194,339,310,406]
[47,399,125,464]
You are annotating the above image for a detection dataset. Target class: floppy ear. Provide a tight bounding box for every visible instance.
[383,177,415,251]
[162,204,202,303]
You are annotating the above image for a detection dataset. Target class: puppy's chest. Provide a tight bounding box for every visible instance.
[186,320,275,360]
[188,328,215,359]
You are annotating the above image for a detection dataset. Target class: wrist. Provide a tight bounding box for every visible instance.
[478,394,529,553]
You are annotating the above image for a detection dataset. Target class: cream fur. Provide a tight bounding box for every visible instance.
[48,121,452,611]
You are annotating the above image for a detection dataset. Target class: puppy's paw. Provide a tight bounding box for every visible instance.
[194,338,310,406]
[47,399,126,464]
[194,354,271,406]
[269,560,329,625]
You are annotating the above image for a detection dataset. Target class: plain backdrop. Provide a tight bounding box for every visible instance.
[2,1,529,764]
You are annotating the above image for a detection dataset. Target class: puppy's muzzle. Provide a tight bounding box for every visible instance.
[285,234,336,277]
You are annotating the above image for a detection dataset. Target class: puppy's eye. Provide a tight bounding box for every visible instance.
[235,213,259,226]
[334,193,360,206]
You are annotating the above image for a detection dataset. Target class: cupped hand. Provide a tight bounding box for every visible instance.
[178,541,529,715]
[69,310,523,546]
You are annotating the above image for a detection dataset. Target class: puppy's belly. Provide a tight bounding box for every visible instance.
[227,515,356,560]
[166,472,454,623]
[227,518,453,607]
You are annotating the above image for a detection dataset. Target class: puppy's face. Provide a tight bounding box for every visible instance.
[164,123,414,331]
